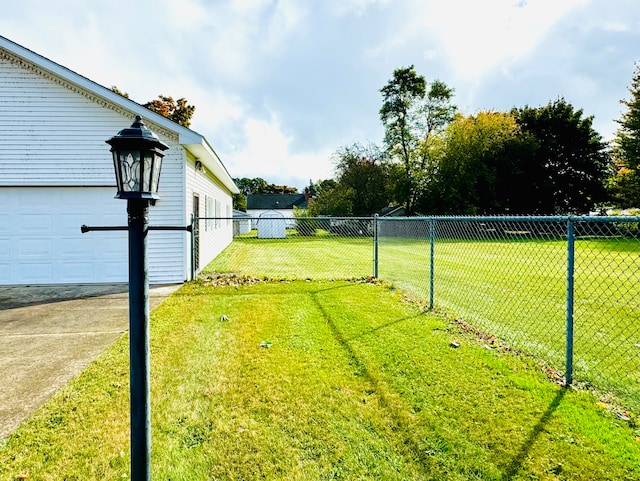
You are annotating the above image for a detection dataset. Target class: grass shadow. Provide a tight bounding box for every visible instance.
[310,290,438,477]
[503,388,567,480]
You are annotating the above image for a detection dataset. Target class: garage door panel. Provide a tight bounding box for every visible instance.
[61,262,94,283]
[0,238,9,258]
[19,214,52,232]
[59,213,90,230]
[19,263,54,283]
[0,263,9,283]
[103,261,129,280]
[57,237,91,258]
[19,239,52,257]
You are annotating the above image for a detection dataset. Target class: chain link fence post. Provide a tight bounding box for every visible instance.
[565,216,575,386]
[373,214,379,278]
[429,217,435,310]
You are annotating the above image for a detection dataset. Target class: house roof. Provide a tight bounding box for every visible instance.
[379,206,406,217]
[232,209,252,218]
[0,35,239,195]
[246,194,308,210]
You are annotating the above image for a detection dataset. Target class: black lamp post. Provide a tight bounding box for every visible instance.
[106,116,169,481]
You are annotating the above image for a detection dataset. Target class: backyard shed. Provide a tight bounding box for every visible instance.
[233,209,252,235]
[0,35,239,285]
[257,210,286,239]
[247,194,308,228]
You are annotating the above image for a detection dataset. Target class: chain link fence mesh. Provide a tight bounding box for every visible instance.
[199,215,640,411]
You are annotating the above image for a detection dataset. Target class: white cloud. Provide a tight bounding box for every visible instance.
[327,0,391,17]
[370,0,590,80]
[223,114,333,188]
[189,0,307,83]
[602,22,630,32]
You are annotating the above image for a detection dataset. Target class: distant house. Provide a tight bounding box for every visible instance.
[379,206,406,217]
[0,35,239,285]
[246,194,308,227]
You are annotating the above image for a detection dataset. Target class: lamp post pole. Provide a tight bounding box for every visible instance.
[107,116,168,481]
[127,198,151,481]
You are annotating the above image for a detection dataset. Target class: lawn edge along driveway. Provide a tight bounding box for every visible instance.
[0,283,180,439]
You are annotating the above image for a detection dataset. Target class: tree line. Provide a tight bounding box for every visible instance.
[114,61,640,216]
[308,63,640,216]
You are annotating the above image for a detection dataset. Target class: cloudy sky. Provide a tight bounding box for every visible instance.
[2,0,639,190]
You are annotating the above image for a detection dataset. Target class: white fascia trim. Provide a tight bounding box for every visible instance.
[181,134,240,194]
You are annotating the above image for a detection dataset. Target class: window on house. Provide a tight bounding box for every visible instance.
[215,199,221,228]
[205,196,214,231]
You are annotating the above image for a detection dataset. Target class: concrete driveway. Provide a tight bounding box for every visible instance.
[0,283,181,439]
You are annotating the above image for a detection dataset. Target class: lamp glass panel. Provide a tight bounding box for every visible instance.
[142,152,153,193]
[112,152,123,191]
[150,153,163,193]
[119,151,141,192]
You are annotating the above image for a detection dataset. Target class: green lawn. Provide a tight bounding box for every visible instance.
[1,280,639,480]
[204,232,374,280]
[205,232,640,411]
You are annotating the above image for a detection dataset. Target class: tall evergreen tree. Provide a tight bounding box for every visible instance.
[611,62,640,207]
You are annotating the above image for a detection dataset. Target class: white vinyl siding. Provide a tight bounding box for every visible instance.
[186,157,233,273]
[0,57,121,185]
[0,55,188,284]
[147,147,187,284]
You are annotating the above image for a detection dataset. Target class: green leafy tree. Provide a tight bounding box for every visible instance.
[308,183,351,216]
[306,179,339,216]
[232,177,298,210]
[143,95,195,128]
[233,178,258,197]
[309,145,389,216]
[262,184,298,195]
[233,177,297,196]
[426,111,537,214]
[379,66,425,213]
[111,86,129,98]
[333,143,390,216]
[232,193,246,211]
[512,99,610,214]
[611,62,640,207]
[380,66,456,212]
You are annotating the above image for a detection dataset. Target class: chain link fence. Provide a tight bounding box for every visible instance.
[198,215,640,411]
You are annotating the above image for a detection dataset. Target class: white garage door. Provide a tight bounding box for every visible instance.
[0,187,129,285]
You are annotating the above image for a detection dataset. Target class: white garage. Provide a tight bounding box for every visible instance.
[0,35,239,286]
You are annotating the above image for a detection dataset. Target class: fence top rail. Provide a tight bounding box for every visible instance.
[214,216,375,221]
[379,215,640,223]
[205,215,640,223]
